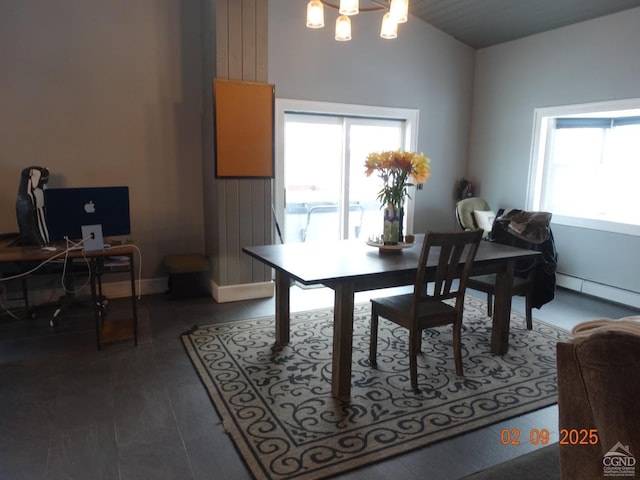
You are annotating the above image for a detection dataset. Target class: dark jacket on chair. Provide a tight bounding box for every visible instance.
[489,209,558,309]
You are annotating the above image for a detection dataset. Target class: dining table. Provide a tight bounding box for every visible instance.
[243,234,540,401]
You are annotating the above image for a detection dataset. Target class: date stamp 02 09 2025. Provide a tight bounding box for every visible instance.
[500,428,599,446]
[500,428,637,477]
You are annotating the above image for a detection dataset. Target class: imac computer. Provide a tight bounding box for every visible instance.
[44,186,131,249]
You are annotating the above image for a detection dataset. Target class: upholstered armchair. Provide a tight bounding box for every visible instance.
[557,319,640,479]
[455,197,493,237]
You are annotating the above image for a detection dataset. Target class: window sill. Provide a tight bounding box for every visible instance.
[551,214,640,237]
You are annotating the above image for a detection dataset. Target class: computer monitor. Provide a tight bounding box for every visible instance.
[44,186,131,243]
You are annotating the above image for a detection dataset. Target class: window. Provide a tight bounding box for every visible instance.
[528,99,640,236]
[274,100,418,243]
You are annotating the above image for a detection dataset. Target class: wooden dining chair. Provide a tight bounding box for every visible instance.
[456,201,536,330]
[369,230,483,392]
[466,270,535,330]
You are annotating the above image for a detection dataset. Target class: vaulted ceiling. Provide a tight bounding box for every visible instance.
[408,0,640,49]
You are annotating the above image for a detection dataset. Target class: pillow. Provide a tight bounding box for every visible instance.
[473,210,496,232]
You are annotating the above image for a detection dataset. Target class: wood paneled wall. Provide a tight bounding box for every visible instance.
[208,0,272,288]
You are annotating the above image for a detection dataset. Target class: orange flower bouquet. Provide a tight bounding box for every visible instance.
[364,149,431,244]
[364,149,431,209]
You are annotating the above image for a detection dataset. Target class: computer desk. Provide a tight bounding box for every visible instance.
[0,241,138,349]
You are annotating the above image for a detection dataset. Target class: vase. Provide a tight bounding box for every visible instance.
[382,203,402,244]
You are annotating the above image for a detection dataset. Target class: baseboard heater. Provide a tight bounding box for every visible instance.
[556,273,640,309]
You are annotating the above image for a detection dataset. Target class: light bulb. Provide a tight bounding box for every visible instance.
[339,0,359,16]
[380,12,398,39]
[335,15,352,41]
[389,0,408,23]
[306,0,324,29]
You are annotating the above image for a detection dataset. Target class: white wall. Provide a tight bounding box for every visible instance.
[469,8,640,298]
[268,0,476,232]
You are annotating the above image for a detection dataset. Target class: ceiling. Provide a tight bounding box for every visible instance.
[407,0,640,49]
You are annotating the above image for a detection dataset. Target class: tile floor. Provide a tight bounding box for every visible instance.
[0,285,637,480]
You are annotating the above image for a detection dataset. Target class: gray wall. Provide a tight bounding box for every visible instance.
[0,0,205,285]
[469,7,640,294]
[268,0,476,232]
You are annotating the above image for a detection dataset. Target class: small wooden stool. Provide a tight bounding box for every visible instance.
[163,254,210,299]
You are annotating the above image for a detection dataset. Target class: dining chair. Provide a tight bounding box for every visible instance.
[456,200,536,330]
[466,271,534,330]
[369,230,483,392]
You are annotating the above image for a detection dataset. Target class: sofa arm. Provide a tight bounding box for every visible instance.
[575,331,640,455]
[556,341,602,479]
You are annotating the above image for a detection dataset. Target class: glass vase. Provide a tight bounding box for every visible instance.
[382,203,401,244]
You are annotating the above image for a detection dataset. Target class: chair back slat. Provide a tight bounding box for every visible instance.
[414,230,482,310]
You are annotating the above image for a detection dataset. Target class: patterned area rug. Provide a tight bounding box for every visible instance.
[182,295,570,480]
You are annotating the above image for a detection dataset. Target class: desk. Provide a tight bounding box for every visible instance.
[243,235,540,400]
[0,243,138,349]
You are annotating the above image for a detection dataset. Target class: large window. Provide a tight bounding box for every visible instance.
[274,100,418,243]
[529,99,640,236]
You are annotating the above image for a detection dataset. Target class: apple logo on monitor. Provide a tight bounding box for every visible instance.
[84,200,96,214]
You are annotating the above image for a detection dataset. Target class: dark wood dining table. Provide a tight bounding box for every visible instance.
[243,234,540,401]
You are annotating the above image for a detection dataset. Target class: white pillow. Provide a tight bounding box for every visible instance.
[473,210,496,232]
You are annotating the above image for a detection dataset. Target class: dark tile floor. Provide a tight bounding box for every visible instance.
[1,285,638,480]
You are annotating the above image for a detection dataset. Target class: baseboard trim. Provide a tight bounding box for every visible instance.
[3,277,168,309]
[211,280,274,303]
[556,273,640,309]
[89,278,275,303]
[3,276,276,309]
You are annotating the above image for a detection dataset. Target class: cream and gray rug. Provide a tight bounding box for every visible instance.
[182,295,570,480]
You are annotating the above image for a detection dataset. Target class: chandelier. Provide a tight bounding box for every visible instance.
[306,0,409,41]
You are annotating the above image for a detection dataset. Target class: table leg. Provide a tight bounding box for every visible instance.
[128,254,138,346]
[332,281,355,401]
[274,270,291,346]
[89,259,101,350]
[491,260,515,355]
